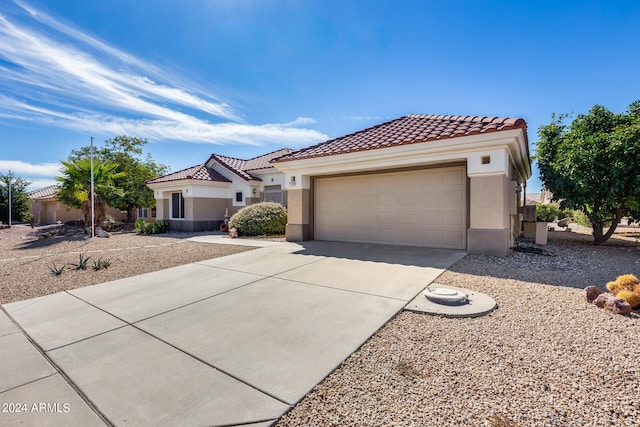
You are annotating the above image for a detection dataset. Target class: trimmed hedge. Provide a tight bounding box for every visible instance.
[229,202,287,236]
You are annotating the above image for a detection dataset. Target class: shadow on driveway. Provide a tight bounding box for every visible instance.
[290,240,467,269]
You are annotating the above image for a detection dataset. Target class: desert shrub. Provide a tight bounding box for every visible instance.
[135,219,168,234]
[535,203,565,222]
[229,202,287,236]
[571,210,591,227]
[135,219,146,233]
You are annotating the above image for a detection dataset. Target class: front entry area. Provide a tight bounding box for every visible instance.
[314,166,468,249]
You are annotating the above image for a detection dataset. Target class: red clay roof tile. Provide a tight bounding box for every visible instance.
[274,114,527,163]
[29,185,59,200]
[148,148,293,185]
[146,164,231,184]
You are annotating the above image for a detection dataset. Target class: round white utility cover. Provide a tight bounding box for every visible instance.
[424,288,468,305]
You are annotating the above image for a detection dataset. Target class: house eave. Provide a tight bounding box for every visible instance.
[274,129,531,181]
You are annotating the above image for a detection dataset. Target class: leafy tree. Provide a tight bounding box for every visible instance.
[68,136,168,222]
[56,158,126,227]
[536,101,640,244]
[0,172,32,224]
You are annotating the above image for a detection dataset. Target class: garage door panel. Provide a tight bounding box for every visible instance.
[442,230,466,248]
[442,169,466,186]
[351,192,379,208]
[442,210,464,227]
[344,176,376,192]
[316,178,345,193]
[315,167,467,249]
[417,170,443,187]
[439,188,465,207]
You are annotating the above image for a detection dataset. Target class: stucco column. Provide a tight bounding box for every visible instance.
[286,187,311,241]
[467,174,516,257]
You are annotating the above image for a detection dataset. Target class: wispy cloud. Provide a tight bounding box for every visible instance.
[0,160,61,176]
[343,115,386,121]
[0,1,328,145]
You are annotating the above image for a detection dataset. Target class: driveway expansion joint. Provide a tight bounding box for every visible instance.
[0,304,113,426]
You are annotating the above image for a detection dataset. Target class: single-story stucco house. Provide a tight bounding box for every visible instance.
[29,185,128,225]
[145,148,292,232]
[147,114,531,256]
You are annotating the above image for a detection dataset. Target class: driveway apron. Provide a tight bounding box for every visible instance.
[1,240,465,426]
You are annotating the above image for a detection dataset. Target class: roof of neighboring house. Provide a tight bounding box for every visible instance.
[274,114,528,162]
[147,148,292,185]
[29,185,59,200]
[146,164,232,185]
[207,148,293,181]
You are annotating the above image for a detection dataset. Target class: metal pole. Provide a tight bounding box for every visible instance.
[90,137,95,238]
[7,170,11,227]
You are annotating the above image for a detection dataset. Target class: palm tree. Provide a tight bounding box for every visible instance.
[56,158,126,227]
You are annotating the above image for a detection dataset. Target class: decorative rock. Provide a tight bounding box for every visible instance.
[592,293,632,314]
[592,293,609,308]
[584,286,604,302]
[606,298,632,315]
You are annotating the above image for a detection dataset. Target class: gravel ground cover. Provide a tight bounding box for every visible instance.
[277,228,640,427]
[2,224,639,426]
[0,224,255,304]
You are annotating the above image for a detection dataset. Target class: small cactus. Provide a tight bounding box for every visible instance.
[606,281,620,294]
[614,274,639,290]
[617,290,640,309]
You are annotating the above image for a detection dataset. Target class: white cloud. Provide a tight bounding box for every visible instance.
[0,160,61,176]
[0,1,328,146]
[343,115,385,121]
[24,178,58,191]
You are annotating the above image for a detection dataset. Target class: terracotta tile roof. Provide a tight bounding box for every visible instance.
[274,114,527,162]
[29,185,59,200]
[146,164,231,184]
[208,148,293,181]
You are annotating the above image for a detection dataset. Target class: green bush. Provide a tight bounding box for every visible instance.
[571,210,592,227]
[229,202,287,236]
[135,219,169,234]
[535,203,566,222]
[135,219,146,233]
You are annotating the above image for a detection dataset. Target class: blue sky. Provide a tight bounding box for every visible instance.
[1,0,639,192]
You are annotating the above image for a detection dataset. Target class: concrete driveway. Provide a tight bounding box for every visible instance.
[0,240,465,426]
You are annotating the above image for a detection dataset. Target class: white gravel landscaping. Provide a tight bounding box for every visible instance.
[277,230,640,427]
[2,224,639,426]
[0,224,255,304]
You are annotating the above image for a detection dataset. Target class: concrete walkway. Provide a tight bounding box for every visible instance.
[0,240,465,426]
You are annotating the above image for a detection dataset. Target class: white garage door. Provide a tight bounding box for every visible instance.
[314,166,467,249]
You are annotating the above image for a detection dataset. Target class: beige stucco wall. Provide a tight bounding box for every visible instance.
[285,187,312,241]
[191,197,232,221]
[31,200,126,225]
[467,174,518,256]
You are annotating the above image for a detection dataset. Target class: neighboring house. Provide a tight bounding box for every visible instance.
[272,114,531,257]
[29,185,127,225]
[526,187,554,205]
[136,206,157,222]
[145,148,292,232]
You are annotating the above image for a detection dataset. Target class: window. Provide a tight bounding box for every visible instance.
[171,192,185,219]
[235,191,243,203]
[137,207,157,219]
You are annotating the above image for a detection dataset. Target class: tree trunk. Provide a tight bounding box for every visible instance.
[127,207,135,223]
[590,209,625,245]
